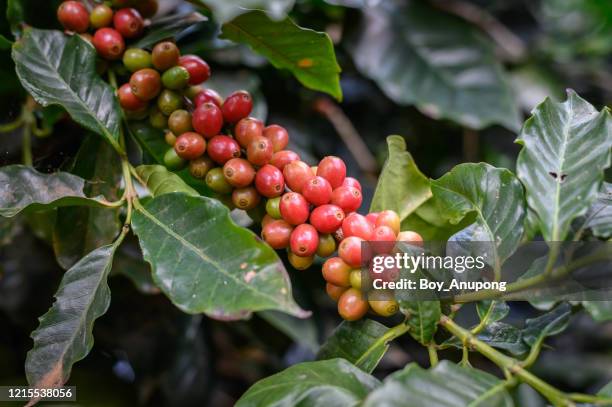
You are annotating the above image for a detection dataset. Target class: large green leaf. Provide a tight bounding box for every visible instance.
[348,1,520,131]
[317,319,390,373]
[400,198,472,241]
[131,193,307,319]
[136,165,199,197]
[235,358,380,407]
[53,136,122,269]
[370,136,431,221]
[522,303,571,347]
[12,29,122,151]
[477,322,528,356]
[431,163,526,268]
[599,381,612,397]
[198,0,294,24]
[0,165,106,217]
[131,12,207,49]
[25,241,121,391]
[584,182,612,238]
[400,300,440,345]
[582,301,612,322]
[516,90,612,241]
[221,10,342,100]
[477,301,509,324]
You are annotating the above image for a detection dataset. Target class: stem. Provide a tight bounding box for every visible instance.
[0,117,23,133]
[22,120,32,166]
[428,343,439,367]
[568,393,612,405]
[355,321,410,367]
[471,301,495,335]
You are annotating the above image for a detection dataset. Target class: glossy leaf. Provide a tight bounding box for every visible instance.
[317,319,390,373]
[131,193,307,319]
[582,301,612,322]
[522,303,571,347]
[599,381,612,397]
[400,198,472,241]
[516,90,612,241]
[258,311,319,352]
[198,0,295,24]
[399,300,440,345]
[0,165,106,217]
[348,1,520,131]
[221,11,342,100]
[136,165,199,197]
[370,136,432,221]
[477,301,509,324]
[235,358,380,407]
[584,182,612,238]
[12,29,122,151]
[478,322,528,356]
[131,12,207,49]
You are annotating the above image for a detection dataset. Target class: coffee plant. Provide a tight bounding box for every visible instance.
[0,0,611,406]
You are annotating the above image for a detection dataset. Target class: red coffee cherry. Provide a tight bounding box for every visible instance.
[232,186,260,210]
[194,89,223,108]
[152,41,180,71]
[338,236,363,267]
[326,283,347,302]
[223,158,255,188]
[235,117,264,148]
[376,210,400,235]
[290,224,319,257]
[129,68,161,101]
[117,83,147,111]
[342,177,362,192]
[90,4,113,29]
[262,214,275,228]
[331,186,362,213]
[93,28,125,60]
[136,0,158,18]
[263,125,289,152]
[279,192,309,225]
[207,135,241,164]
[113,8,144,39]
[192,103,223,138]
[366,212,379,227]
[342,213,374,240]
[255,164,285,198]
[302,176,332,206]
[178,55,211,85]
[397,231,424,247]
[283,161,314,193]
[322,257,351,287]
[317,156,346,189]
[222,90,253,123]
[58,1,89,33]
[374,225,396,242]
[174,132,206,160]
[262,220,293,249]
[338,288,369,321]
[247,136,274,166]
[270,150,300,171]
[310,204,345,234]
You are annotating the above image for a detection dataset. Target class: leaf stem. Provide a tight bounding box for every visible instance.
[0,117,23,133]
[427,343,439,367]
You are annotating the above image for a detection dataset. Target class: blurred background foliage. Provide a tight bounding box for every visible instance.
[0,0,610,405]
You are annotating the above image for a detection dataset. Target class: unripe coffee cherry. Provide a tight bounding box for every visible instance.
[223,158,255,188]
[342,213,374,240]
[205,167,233,194]
[302,176,332,206]
[262,220,293,249]
[317,156,346,189]
[288,252,314,270]
[316,233,337,257]
[194,89,223,108]
[93,28,125,60]
[270,150,300,171]
[265,196,282,219]
[338,288,369,321]
[174,132,206,160]
[179,55,211,85]
[310,204,345,234]
[396,231,423,247]
[283,161,314,193]
[322,257,351,287]
[207,135,241,164]
[168,109,193,135]
[263,125,289,152]
[290,224,319,257]
[255,165,285,198]
[149,107,167,129]
[184,85,203,101]
[162,66,190,90]
[376,210,401,235]
[369,296,399,317]
[157,89,183,115]
[152,41,180,71]
[192,102,223,138]
[164,131,176,146]
[342,177,362,192]
[136,0,159,18]
[338,236,363,267]
[189,156,214,179]
[58,1,89,33]
[373,225,396,242]
[232,186,260,210]
[123,48,152,72]
[90,4,113,29]
[331,186,362,213]
[349,269,362,290]
[235,117,263,148]
[366,212,379,227]
[118,83,147,111]
[163,148,185,170]
[113,8,144,39]
[222,90,253,123]
[326,283,347,302]
[279,192,309,225]
[130,68,161,101]
[247,136,274,166]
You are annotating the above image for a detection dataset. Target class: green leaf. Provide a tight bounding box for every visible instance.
[431,163,526,268]
[0,34,12,49]
[131,193,307,319]
[522,303,571,347]
[348,1,520,131]
[516,90,612,241]
[582,301,612,322]
[399,300,440,345]
[584,182,612,238]
[370,136,432,220]
[12,29,122,151]
[258,310,319,352]
[363,361,513,407]
[198,0,295,24]
[599,381,612,397]
[478,322,528,356]
[400,198,472,241]
[317,319,390,373]
[477,301,509,324]
[131,12,207,49]
[136,165,199,197]
[53,136,122,269]
[235,358,380,407]
[221,10,342,100]
[0,165,106,217]
[25,240,121,390]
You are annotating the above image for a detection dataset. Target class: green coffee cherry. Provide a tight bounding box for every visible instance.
[184,85,203,101]
[164,131,177,146]
[157,89,183,115]
[149,106,167,129]
[123,48,152,72]
[162,66,190,90]
[168,109,193,135]
[206,167,233,194]
[265,197,282,219]
[163,147,186,170]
